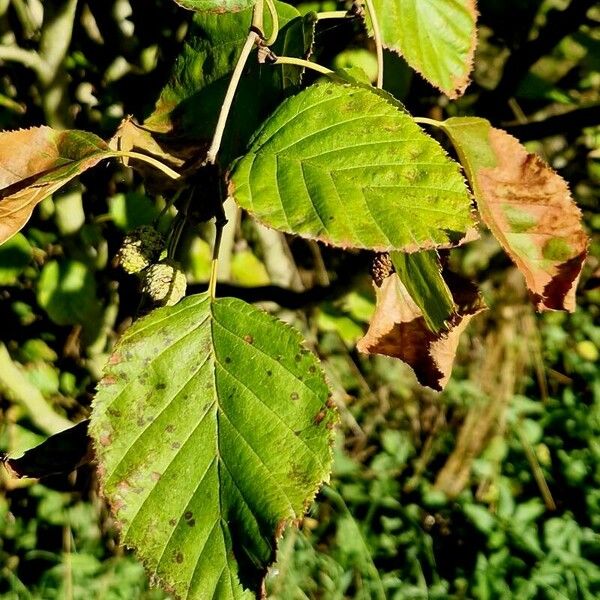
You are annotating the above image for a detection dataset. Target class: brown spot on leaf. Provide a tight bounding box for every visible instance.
[99,433,112,447]
[243,335,254,344]
[313,410,326,426]
[100,376,117,386]
[290,392,299,401]
[326,397,336,409]
[151,471,161,481]
[108,353,122,365]
[175,552,184,564]
[165,425,175,433]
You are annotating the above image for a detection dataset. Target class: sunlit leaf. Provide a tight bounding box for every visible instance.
[230,81,474,252]
[37,260,103,329]
[366,0,478,98]
[0,127,111,245]
[442,117,588,311]
[91,293,335,599]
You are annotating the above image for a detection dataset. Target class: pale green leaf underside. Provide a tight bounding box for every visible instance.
[230,81,474,252]
[90,293,334,599]
[173,0,256,14]
[391,251,455,332]
[368,0,477,98]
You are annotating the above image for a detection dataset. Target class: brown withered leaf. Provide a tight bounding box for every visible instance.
[0,127,111,244]
[357,271,485,391]
[110,117,202,193]
[1,420,91,479]
[443,117,588,311]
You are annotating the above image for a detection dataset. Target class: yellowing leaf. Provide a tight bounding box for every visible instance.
[366,0,478,98]
[0,127,111,244]
[442,117,589,311]
[109,117,192,193]
[357,271,484,390]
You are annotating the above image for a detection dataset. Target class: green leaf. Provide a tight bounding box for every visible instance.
[366,0,478,98]
[37,260,103,329]
[0,127,111,245]
[440,117,588,311]
[90,293,335,599]
[172,0,256,13]
[0,233,32,285]
[391,251,455,332]
[144,3,315,167]
[230,81,474,252]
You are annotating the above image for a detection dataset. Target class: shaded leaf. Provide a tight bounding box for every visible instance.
[230,81,474,252]
[0,232,32,285]
[37,259,103,328]
[90,293,335,599]
[144,3,315,168]
[391,250,455,332]
[173,0,256,13]
[357,270,485,390]
[366,0,478,98]
[1,421,90,479]
[442,117,588,311]
[109,117,191,194]
[0,127,111,244]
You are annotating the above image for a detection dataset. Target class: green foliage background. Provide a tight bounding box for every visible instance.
[0,0,599,598]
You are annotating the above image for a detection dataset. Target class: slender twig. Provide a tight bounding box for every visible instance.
[205,31,260,165]
[316,10,352,20]
[111,151,180,180]
[364,0,384,88]
[252,0,265,36]
[503,104,600,141]
[272,56,334,76]
[414,116,443,128]
[0,45,45,73]
[208,200,228,299]
[264,0,279,46]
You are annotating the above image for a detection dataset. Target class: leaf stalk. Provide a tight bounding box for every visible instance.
[364,0,384,88]
[272,56,334,76]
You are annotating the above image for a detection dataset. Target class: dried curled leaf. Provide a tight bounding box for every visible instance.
[443,117,588,311]
[357,271,485,391]
[109,117,195,194]
[0,127,111,244]
[1,421,90,479]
